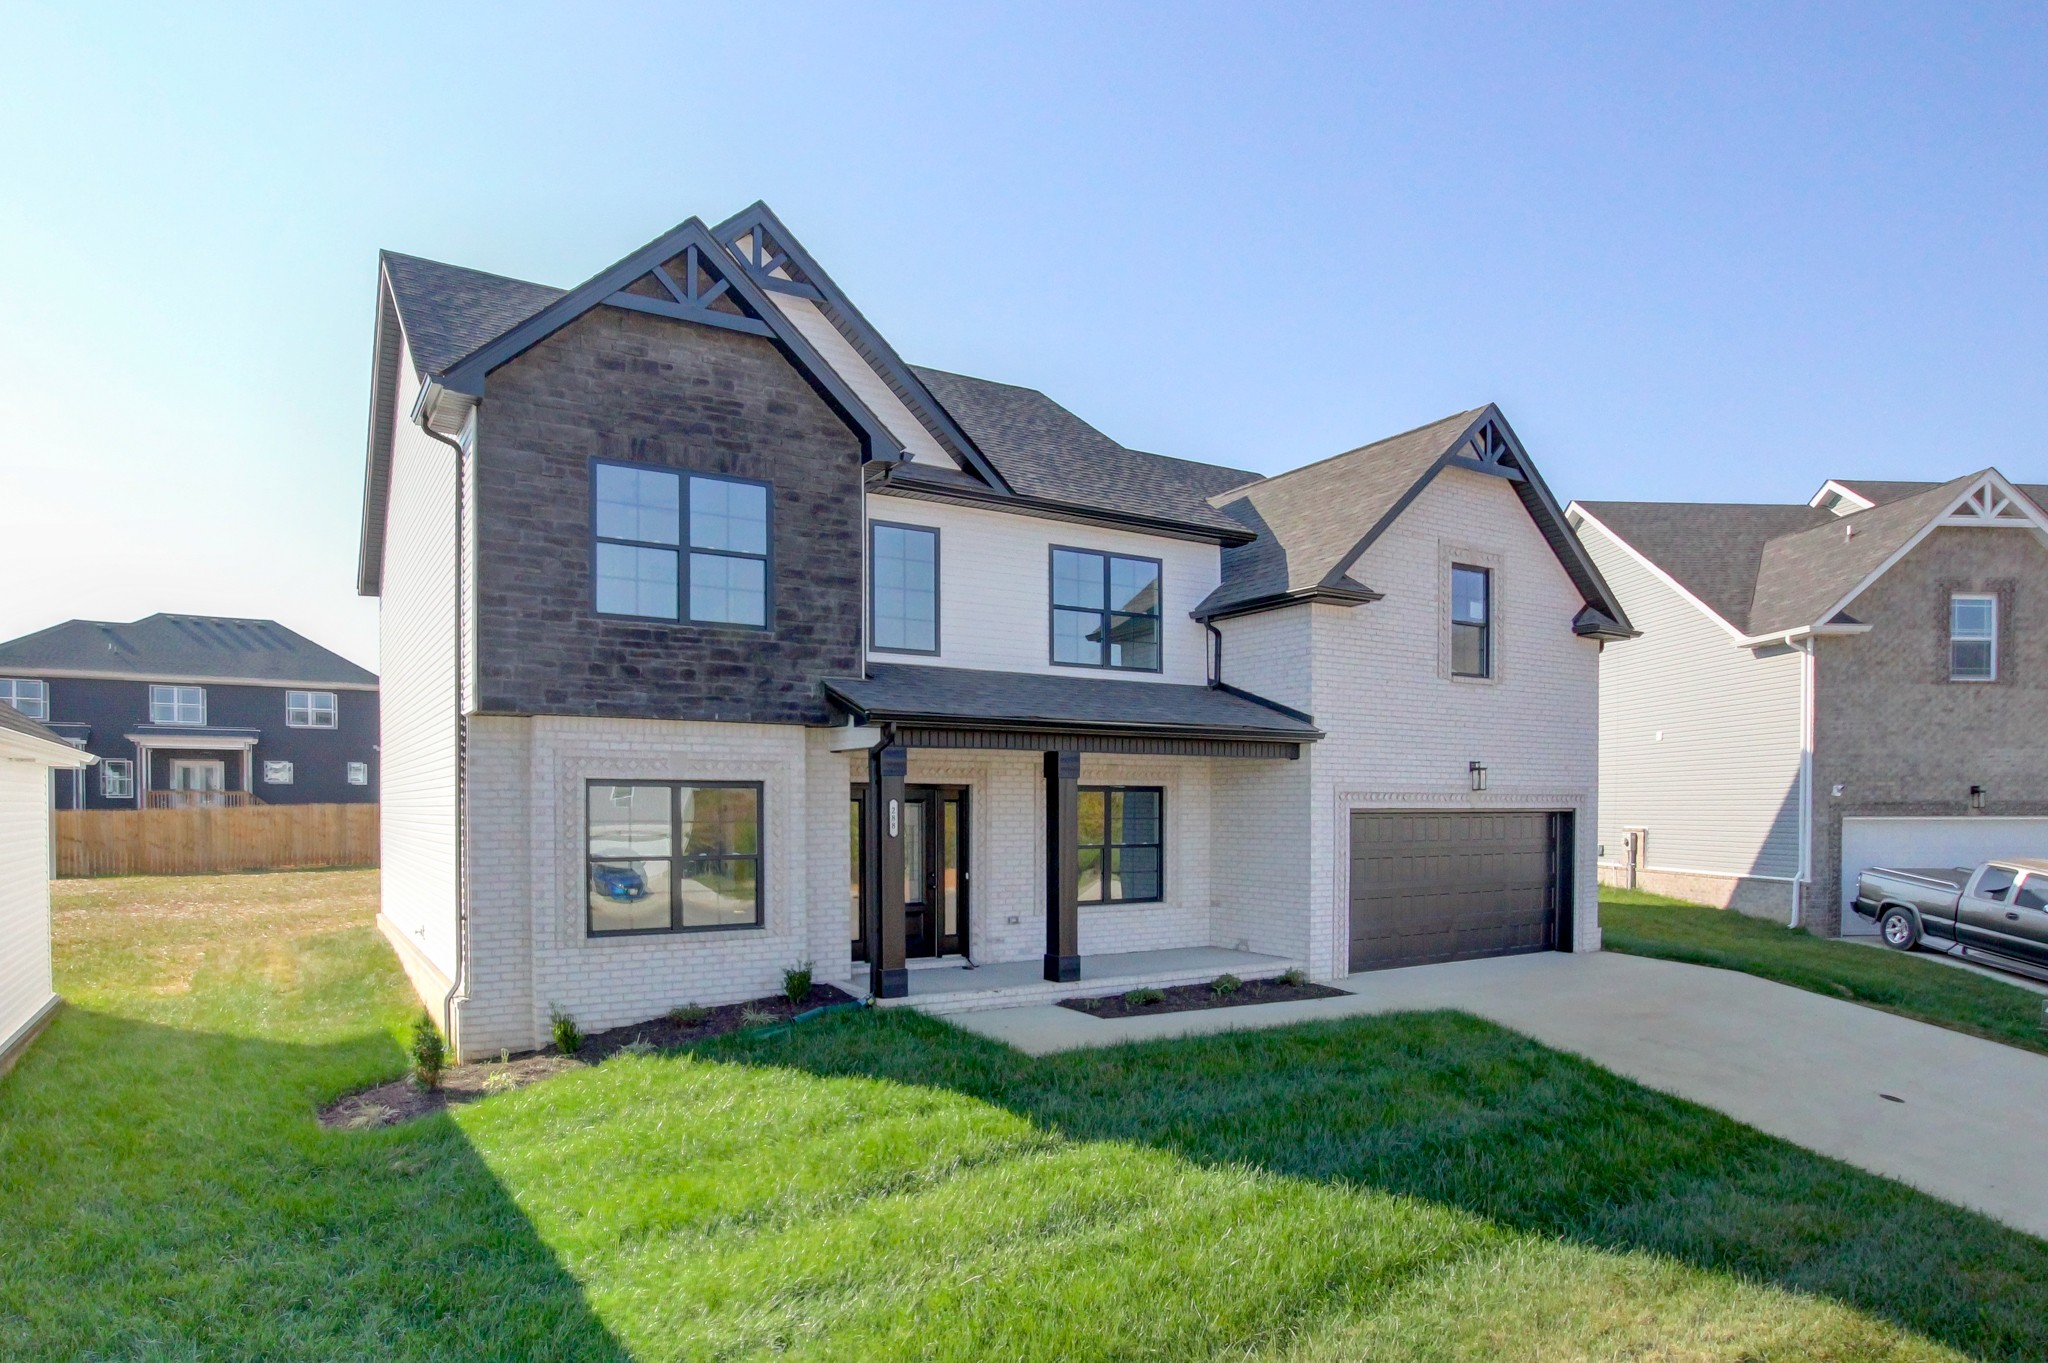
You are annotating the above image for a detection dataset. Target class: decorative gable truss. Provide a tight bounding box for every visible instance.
[604,243,773,337]
[723,219,824,300]
[1444,417,1527,482]
[1939,473,2047,530]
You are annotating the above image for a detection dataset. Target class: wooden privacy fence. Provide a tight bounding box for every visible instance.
[54,803,379,877]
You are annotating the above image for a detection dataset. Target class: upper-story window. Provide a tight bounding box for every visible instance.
[1950,593,1997,681]
[286,690,337,728]
[0,678,47,720]
[1050,547,1162,671]
[592,463,770,628]
[1451,565,1492,678]
[871,522,939,654]
[150,684,205,726]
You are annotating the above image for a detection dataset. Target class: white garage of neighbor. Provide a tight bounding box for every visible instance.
[1839,816,2048,936]
[0,704,92,1074]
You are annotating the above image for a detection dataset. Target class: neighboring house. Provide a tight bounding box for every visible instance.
[0,704,91,1075]
[0,615,380,808]
[358,203,1634,1059]
[1571,474,2048,935]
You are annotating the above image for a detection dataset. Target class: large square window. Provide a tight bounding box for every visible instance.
[1076,786,1164,903]
[1050,548,1161,671]
[587,781,763,935]
[150,684,205,726]
[1950,594,1996,681]
[871,522,939,653]
[591,464,771,627]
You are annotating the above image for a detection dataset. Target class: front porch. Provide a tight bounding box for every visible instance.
[873,945,1297,1015]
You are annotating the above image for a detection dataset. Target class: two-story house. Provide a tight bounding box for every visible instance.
[1571,475,2048,935]
[0,615,380,808]
[359,204,1635,1059]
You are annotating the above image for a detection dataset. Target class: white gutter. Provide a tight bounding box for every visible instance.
[1738,622,1872,650]
[1792,637,1817,929]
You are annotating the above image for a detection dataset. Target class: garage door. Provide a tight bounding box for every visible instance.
[1839,817,2048,936]
[1348,810,1565,972]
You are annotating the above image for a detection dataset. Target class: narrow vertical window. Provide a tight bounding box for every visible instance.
[1950,594,1996,681]
[687,475,769,626]
[871,522,939,653]
[101,759,134,799]
[1451,565,1492,678]
[1050,548,1162,671]
[0,678,47,720]
[593,463,682,619]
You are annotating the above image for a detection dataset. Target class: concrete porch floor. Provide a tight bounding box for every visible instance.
[861,946,1297,1015]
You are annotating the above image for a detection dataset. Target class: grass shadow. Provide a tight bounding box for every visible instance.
[0,1004,629,1362]
[696,1005,2048,1362]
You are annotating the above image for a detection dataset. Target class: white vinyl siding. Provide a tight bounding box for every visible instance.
[0,753,57,1062]
[763,293,957,468]
[377,337,462,981]
[1579,519,1805,880]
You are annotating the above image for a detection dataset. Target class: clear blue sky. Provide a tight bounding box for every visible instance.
[3,3,2043,670]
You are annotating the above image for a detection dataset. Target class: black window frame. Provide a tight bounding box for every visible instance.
[589,460,774,630]
[1047,545,1164,673]
[869,519,941,656]
[1076,784,1165,905]
[1450,563,1492,679]
[584,778,765,937]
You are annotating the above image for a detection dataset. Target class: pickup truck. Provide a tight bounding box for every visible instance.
[1853,858,2048,979]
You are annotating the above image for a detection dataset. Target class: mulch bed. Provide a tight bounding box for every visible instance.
[318,983,860,1129]
[1058,976,1348,1020]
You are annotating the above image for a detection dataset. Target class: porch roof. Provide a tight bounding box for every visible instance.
[824,664,1321,755]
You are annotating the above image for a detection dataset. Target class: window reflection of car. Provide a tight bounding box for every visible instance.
[591,864,647,902]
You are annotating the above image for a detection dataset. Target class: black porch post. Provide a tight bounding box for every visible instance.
[867,740,909,999]
[1044,750,1081,982]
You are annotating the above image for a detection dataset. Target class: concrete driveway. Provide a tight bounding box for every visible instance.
[950,951,2048,1241]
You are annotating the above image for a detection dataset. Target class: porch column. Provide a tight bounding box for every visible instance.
[866,740,909,999]
[1043,750,1081,982]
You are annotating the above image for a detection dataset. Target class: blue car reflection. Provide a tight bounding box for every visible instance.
[591,864,647,902]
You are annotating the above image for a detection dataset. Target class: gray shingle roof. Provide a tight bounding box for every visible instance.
[0,701,73,749]
[1580,471,2000,636]
[1832,478,2048,512]
[907,367,1260,538]
[0,615,376,686]
[381,252,565,376]
[825,664,1320,740]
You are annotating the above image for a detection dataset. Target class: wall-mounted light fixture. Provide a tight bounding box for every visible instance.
[1969,784,1986,812]
[1469,761,1488,792]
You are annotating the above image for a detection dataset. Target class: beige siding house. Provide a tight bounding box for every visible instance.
[0,705,92,1075]
[1572,473,2048,933]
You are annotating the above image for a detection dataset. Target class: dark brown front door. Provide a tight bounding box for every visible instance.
[1347,810,1566,972]
[852,784,969,961]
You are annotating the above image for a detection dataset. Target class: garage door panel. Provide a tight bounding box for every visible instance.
[1349,810,1560,972]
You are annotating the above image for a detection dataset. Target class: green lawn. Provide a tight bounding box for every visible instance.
[1602,887,2048,1057]
[2,871,2045,1360]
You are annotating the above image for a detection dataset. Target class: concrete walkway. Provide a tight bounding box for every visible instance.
[949,951,2048,1241]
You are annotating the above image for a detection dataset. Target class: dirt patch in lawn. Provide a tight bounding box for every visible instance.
[1058,976,1348,1020]
[319,983,861,1129]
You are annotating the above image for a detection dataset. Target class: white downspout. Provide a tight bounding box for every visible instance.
[1792,637,1816,929]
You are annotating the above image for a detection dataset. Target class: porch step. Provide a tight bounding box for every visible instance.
[870,948,1301,1016]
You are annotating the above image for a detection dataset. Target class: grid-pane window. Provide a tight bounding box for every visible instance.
[1950,594,1996,681]
[101,759,134,799]
[346,762,369,786]
[286,690,337,728]
[0,678,47,720]
[1451,565,1492,678]
[591,466,772,626]
[872,523,938,652]
[587,781,762,935]
[150,685,205,725]
[1050,548,1161,671]
[1076,786,1164,903]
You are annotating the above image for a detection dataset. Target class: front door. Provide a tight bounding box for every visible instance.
[169,759,226,807]
[851,784,969,961]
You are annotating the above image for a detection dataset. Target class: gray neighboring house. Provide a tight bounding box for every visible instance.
[1570,473,2048,935]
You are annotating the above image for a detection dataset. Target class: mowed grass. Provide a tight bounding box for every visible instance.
[0,872,2041,1360]
[1603,887,2048,1057]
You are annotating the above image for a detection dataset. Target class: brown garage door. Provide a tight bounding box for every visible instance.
[1348,810,1564,972]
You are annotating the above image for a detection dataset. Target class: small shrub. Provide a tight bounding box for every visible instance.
[481,1069,519,1097]
[668,1003,710,1027]
[549,1005,583,1056]
[616,1034,654,1058]
[1124,987,1166,1007]
[1278,967,1309,988]
[784,960,815,1005]
[409,1011,445,1090]
[1210,973,1242,998]
[739,1006,777,1028]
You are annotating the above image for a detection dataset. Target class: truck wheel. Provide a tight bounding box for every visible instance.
[1879,907,1919,950]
